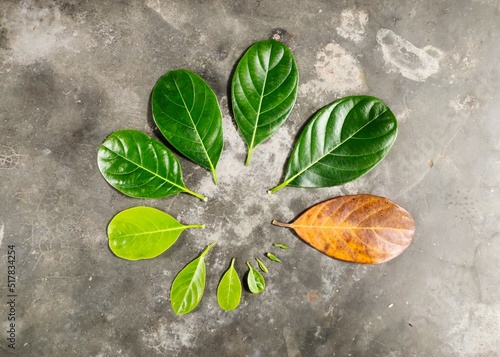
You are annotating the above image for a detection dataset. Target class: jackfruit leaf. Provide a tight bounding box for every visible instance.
[217,258,242,311]
[246,262,266,294]
[272,194,415,264]
[98,130,206,201]
[171,242,217,315]
[269,96,397,193]
[107,206,204,260]
[231,39,299,165]
[151,69,223,184]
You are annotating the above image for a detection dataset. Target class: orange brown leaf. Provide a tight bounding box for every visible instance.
[272,194,415,264]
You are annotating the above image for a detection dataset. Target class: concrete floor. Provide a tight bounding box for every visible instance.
[1,0,499,356]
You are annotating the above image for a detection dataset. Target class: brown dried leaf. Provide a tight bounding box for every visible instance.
[273,195,415,264]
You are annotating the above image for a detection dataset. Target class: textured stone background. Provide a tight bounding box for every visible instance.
[0,0,499,356]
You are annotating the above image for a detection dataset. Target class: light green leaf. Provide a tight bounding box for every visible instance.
[107,206,203,261]
[246,262,266,294]
[98,129,206,201]
[272,243,289,250]
[231,39,299,165]
[170,242,216,315]
[217,258,242,311]
[255,257,269,273]
[269,96,398,193]
[152,69,223,184]
[266,252,282,263]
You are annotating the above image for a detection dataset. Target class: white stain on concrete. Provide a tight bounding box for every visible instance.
[0,223,4,247]
[146,0,188,31]
[336,8,369,42]
[300,42,367,99]
[376,29,444,82]
[448,94,479,113]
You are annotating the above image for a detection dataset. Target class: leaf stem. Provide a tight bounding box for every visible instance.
[186,224,205,230]
[268,180,289,194]
[184,187,208,202]
[212,169,219,185]
[230,257,236,268]
[201,241,217,257]
[271,220,293,228]
[245,147,253,166]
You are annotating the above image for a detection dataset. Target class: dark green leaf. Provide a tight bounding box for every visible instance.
[246,262,266,294]
[98,130,206,201]
[217,258,242,311]
[107,206,203,261]
[151,69,223,184]
[272,243,289,250]
[171,242,216,315]
[266,252,282,263]
[255,257,269,273]
[231,39,299,165]
[269,96,398,193]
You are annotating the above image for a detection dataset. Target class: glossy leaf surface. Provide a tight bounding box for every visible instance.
[265,252,282,263]
[269,96,397,193]
[152,69,223,183]
[217,258,242,311]
[98,130,206,201]
[231,39,299,165]
[171,242,216,315]
[108,206,203,261]
[246,262,266,294]
[273,195,415,264]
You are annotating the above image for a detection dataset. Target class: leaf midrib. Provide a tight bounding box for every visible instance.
[117,226,186,238]
[172,75,216,175]
[101,144,187,193]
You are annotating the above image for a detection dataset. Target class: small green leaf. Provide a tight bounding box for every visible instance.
[98,129,206,201]
[107,206,203,260]
[246,262,266,294]
[272,243,289,250]
[269,96,398,193]
[266,252,282,263]
[231,39,299,165]
[171,242,216,315]
[152,69,223,184]
[217,258,242,311]
[255,257,269,273]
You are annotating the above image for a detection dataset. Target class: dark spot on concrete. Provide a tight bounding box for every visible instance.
[269,28,294,46]
[308,290,319,303]
[217,43,230,61]
[0,25,8,50]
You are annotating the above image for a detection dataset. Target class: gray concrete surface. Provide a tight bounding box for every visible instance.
[1,0,499,356]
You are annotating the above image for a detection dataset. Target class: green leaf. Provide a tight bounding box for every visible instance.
[231,39,299,166]
[171,242,217,315]
[246,262,266,294]
[151,69,223,184]
[266,252,282,263]
[269,96,398,193]
[107,206,203,260]
[272,243,289,250]
[217,258,242,311]
[255,257,269,273]
[98,130,206,201]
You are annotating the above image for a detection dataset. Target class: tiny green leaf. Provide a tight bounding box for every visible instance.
[98,129,206,201]
[272,243,289,250]
[255,257,269,273]
[246,262,266,294]
[231,39,299,165]
[152,69,223,184]
[107,206,203,260]
[269,96,398,193]
[171,242,216,315]
[266,252,282,263]
[217,258,242,311]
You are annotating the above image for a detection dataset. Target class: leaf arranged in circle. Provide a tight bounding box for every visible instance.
[151,69,223,184]
[107,206,204,260]
[272,195,415,264]
[170,242,217,315]
[269,96,398,193]
[98,130,206,201]
[217,258,242,311]
[231,39,299,165]
[246,262,266,294]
